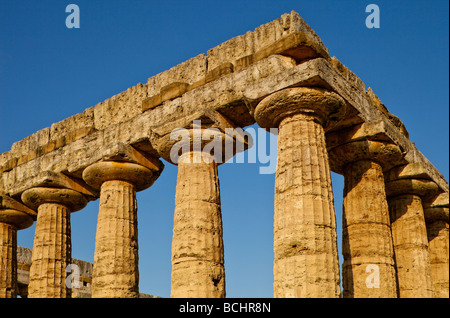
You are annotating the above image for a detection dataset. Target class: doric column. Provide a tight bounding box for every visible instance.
[171,150,225,298]
[385,163,439,298]
[0,196,36,298]
[328,136,402,298]
[154,112,245,298]
[82,144,163,298]
[21,187,88,298]
[254,87,346,298]
[423,192,449,298]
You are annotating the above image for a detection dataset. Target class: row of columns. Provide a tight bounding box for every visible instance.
[423,193,449,298]
[0,157,161,298]
[1,86,448,298]
[253,87,448,298]
[328,140,402,298]
[0,197,35,298]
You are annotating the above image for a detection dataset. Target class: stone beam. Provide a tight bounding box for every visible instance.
[1,9,328,175]
[1,56,447,200]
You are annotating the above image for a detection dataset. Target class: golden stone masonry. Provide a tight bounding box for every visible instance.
[0,11,448,298]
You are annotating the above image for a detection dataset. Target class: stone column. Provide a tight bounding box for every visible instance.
[83,160,161,298]
[254,87,346,298]
[153,112,244,298]
[21,187,87,298]
[385,164,439,298]
[328,139,402,298]
[423,192,449,298]
[171,150,225,298]
[0,196,36,298]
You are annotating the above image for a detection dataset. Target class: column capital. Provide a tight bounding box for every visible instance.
[326,121,406,174]
[385,163,440,200]
[328,140,403,174]
[13,171,98,201]
[152,109,249,165]
[82,161,159,192]
[423,192,449,223]
[82,142,164,192]
[385,179,439,200]
[21,187,88,212]
[0,195,36,230]
[254,87,347,130]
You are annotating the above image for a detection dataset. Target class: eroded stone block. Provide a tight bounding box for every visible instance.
[147,54,207,97]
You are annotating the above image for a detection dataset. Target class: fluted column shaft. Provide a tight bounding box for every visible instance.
[0,222,17,298]
[171,151,225,298]
[328,138,402,298]
[426,218,449,298]
[423,194,449,298]
[273,113,340,298]
[254,87,346,298]
[388,193,433,298]
[83,160,160,298]
[0,199,35,298]
[21,187,86,298]
[92,180,139,298]
[28,203,71,298]
[342,160,397,297]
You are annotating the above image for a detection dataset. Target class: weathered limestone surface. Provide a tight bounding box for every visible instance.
[27,203,72,298]
[388,194,433,298]
[340,159,398,298]
[154,113,247,298]
[170,151,225,298]
[21,187,87,298]
[146,54,207,98]
[15,246,159,298]
[0,200,35,298]
[91,179,139,298]
[423,193,449,298]
[327,125,403,298]
[274,114,341,297]
[385,164,439,298]
[16,246,32,297]
[0,222,17,298]
[83,160,161,298]
[255,87,344,298]
[207,12,329,71]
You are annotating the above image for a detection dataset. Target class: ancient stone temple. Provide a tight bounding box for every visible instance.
[0,11,448,298]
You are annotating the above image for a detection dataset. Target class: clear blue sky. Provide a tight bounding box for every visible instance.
[0,0,448,298]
